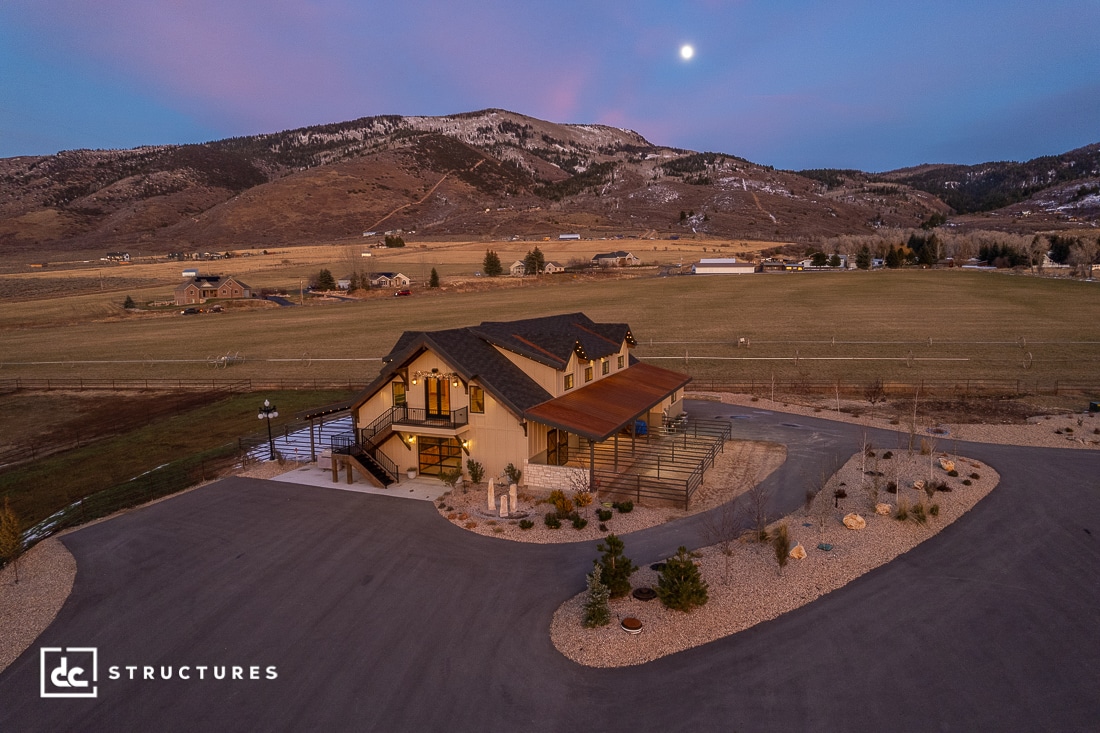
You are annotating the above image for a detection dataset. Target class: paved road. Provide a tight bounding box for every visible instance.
[2,403,1098,731]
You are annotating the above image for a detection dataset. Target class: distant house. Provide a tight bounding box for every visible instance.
[591,251,640,267]
[173,275,252,306]
[337,275,353,290]
[759,260,788,273]
[509,260,527,277]
[370,272,412,288]
[544,261,566,274]
[558,233,581,240]
[181,268,199,278]
[104,252,130,262]
[691,258,757,275]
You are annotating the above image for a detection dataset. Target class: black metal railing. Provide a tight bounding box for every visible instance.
[391,405,469,429]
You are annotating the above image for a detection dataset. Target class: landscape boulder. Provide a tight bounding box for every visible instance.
[875,503,892,515]
[789,543,807,560]
[843,513,867,530]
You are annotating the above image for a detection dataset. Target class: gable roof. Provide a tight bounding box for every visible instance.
[472,313,633,369]
[350,313,638,420]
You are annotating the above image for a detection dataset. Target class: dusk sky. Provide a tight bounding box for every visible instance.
[2,0,1098,171]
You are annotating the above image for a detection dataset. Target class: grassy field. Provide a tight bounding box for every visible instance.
[0,389,355,526]
[2,265,1099,387]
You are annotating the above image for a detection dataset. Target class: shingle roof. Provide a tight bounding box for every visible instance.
[351,313,638,419]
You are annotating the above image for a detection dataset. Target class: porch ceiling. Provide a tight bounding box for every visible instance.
[523,362,691,442]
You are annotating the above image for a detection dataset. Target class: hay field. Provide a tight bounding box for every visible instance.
[2,252,1098,387]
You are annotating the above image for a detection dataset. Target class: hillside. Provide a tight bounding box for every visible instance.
[1,109,1095,257]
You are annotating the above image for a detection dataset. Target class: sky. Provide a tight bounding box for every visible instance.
[2,0,1098,172]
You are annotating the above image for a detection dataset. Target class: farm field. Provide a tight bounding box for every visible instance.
[2,257,1098,389]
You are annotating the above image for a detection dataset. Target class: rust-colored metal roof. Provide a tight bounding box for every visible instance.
[524,362,692,442]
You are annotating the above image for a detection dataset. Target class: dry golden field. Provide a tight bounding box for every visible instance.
[2,239,1098,390]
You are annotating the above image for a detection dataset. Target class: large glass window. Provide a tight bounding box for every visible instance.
[418,437,462,476]
[469,385,485,413]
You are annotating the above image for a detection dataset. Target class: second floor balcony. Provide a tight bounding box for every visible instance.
[391,404,469,430]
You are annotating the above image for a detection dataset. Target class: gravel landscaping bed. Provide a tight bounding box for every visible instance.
[0,538,75,674]
[550,448,999,667]
[434,441,786,543]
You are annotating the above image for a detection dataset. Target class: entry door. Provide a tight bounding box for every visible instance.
[425,379,450,419]
[547,428,569,466]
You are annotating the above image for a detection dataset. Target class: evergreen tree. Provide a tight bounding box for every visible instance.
[811,251,828,267]
[523,246,546,275]
[315,269,337,291]
[483,249,503,277]
[123,295,136,309]
[855,245,872,270]
[0,498,23,584]
[583,562,611,628]
[595,533,637,599]
[885,245,902,269]
[657,546,709,612]
[429,268,440,288]
[828,253,841,268]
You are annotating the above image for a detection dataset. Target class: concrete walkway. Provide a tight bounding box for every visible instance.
[270,462,446,502]
[2,401,1098,731]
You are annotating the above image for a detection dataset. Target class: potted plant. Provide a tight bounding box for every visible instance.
[407,467,417,479]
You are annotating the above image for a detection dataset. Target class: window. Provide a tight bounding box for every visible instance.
[617,355,624,369]
[469,385,484,413]
[602,360,609,375]
[392,382,406,406]
[564,374,574,390]
[584,366,593,383]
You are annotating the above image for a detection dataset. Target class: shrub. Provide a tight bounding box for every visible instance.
[882,451,893,459]
[833,488,847,507]
[595,533,637,598]
[572,516,588,530]
[548,490,574,515]
[656,546,709,612]
[970,472,981,480]
[895,500,910,521]
[544,513,561,529]
[885,481,898,494]
[910,503,927,524]
[929,503,940,517]
[573,492,594,511]
[466,459,484,484]
[598,523,608,532]
[464,521,477,529]
[597,508,613,522]
[504,463,522,485]
[962,479,972,486]
[772,524,791,574]
[583,563,611,628]
[613,500,634,514]
[518,519,534,530]
[947,469,959,477]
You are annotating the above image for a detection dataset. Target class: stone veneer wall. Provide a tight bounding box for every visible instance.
[523,461,588,494]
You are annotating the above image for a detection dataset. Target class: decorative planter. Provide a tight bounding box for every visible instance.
[407,468,417,479]
[632,587,657,602]
[620,617,643,634]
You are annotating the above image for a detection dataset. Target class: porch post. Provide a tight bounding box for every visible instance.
[589,440,596,495]
[309,417,316,463]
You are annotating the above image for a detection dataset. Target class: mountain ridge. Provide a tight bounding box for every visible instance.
[1,109,1095,255]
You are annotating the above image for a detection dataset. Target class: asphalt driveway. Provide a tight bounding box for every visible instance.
[2,403,1098,731]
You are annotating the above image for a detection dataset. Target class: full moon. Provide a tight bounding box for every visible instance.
[680,44,695,60]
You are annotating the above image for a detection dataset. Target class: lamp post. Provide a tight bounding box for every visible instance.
[258,399,278,461]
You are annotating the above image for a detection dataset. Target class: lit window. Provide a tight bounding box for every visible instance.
[469,385,485,413]
[602,360,609,375]
[617,355,624,369]
[585,366,593,383]
[564,374,574,390]
[392,382,406,406]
